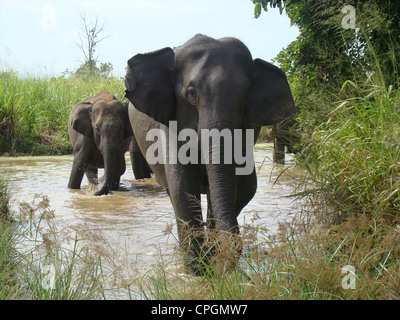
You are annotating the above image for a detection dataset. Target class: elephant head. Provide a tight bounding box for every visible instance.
[124,34,295,271]
[69,90,133,195]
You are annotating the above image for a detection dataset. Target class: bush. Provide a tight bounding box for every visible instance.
[298,71,400,220]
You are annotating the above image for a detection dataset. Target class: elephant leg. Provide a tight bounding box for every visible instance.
[170,187,203,251]
[68,153,88,189]
[167,164,205,273]
[232,126,258,216]
[110,176,121,191]
[85,168,98,185]
[120,154,127,177]
[130,137,152,179]
[272,124,285,164]
[131,150,152,179]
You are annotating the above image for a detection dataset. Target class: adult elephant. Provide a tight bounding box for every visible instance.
[271,116,299,164]
[124,34,296,271]
[68,90,151,196]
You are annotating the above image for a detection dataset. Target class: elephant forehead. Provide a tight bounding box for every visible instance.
[177,35,251,64]
[93,100,124,114]
[177,47,230,69]
[176,47,252,84]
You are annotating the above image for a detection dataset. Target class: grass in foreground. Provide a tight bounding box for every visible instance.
[132,209,400,300]
[0,178,115,299]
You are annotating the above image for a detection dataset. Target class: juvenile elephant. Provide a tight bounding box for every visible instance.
[124,34,296,271]
[68,90,151,196]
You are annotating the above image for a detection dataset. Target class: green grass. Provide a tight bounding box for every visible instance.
[299,74,400,219]
[0,70,273,156]
[0,70,125,155]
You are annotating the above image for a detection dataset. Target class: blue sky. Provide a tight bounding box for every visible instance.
[0,0,299,77]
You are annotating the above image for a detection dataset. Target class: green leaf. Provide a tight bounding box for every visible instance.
[279,3,284,15]
[254,3,261,18]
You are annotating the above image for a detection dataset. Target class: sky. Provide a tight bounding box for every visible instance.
[0,0,299,77]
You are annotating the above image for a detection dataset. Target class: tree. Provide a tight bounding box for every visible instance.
[251,0,400,160]
[99,62,113,77]
[75,14,112,78]
[252,0,400,94]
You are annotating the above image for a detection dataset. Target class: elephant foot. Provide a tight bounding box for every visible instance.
[86,168,99,185]
[178,229,210,276]
[181,230,242,276]
[206,230,242,274]
[94,185,111,196]
[183,255,209,277]
[95,190,111,196]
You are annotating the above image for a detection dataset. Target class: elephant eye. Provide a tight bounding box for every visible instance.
[186,85,198,105]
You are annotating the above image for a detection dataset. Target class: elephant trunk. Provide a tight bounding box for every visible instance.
[201,121,242,264]
[95,142,121,196]
[206,163,237,233]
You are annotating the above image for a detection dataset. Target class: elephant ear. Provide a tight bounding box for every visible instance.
[124,47,176,126]
[71,102,93,138]
[244,58,296,127]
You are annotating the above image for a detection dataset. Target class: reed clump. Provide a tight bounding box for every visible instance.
[0,178,120,299]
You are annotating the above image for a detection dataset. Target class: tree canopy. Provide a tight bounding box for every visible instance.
[252,0,400,105]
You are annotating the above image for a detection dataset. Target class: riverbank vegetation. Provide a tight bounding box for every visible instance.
[0,71,125,156]
[0,70,272,156]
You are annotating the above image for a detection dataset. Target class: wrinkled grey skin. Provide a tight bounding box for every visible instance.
[124,34,296,270]
[68,90,151,196]
[130,130,153,180]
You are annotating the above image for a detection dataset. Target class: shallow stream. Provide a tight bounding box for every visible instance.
[0,143,302,285]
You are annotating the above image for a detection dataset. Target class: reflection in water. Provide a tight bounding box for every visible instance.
[0,143,302,279]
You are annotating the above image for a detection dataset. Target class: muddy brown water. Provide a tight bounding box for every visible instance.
[0,143,302,287]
